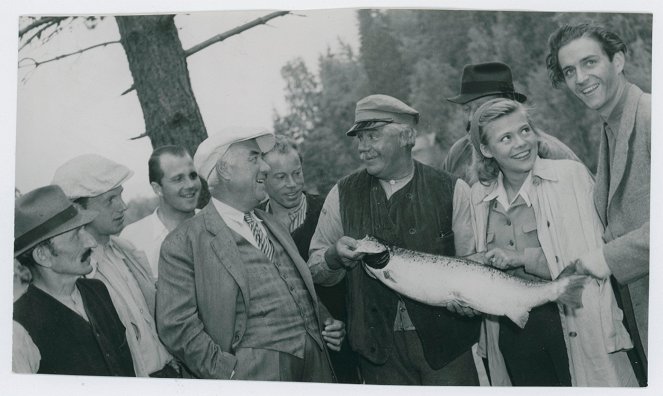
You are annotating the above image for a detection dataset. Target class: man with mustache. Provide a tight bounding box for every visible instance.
[308,95,481,385]
[13,185,134,376]
[547,22,650,385]
[121,145,201,280]
[156,127,342,381]
[52,154,179,378]
[443,61,579,184]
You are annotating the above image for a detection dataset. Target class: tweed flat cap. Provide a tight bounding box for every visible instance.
[347,94,419,136]
[51,154,134,200]
[194,126,276,181]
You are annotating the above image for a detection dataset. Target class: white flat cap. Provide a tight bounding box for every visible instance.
[52,154,134,200]
[194,126,275,181]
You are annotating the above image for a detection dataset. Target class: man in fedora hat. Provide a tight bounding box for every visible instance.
[13,185,135,376]
[156,127,343,381]
[444,61,579,184]
[52,154,179,378]
[308,94,481,385]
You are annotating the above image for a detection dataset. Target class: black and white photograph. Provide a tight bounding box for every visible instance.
[2,0,660,395]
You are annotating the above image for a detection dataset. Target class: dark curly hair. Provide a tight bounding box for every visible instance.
[546,23,627,88]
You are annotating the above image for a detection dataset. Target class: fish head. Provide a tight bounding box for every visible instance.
[356,235,391,269]
[355,235,388,254]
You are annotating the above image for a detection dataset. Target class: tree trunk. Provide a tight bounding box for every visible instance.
[116,15,207,155]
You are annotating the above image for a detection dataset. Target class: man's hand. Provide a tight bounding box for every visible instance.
[445,301,480,317]
[322,318,346,352]
[485,248,524,270]
[325,236,365,270]
[571,257,611,279]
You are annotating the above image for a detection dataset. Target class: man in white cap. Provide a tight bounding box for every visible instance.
[13,185,135,376]
[52,154,180,378]
[156,127,343,381]
[308,94,480,385]
[121,145,201,279]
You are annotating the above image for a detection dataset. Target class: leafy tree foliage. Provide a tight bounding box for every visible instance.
[275,10,651,189]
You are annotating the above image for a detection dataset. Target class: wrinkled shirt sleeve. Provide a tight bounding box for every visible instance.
[13,321,40,373]
[307,184,346,287]
[452,179,476,256]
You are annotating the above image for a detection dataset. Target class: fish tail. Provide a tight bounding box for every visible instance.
[553,275,586,309]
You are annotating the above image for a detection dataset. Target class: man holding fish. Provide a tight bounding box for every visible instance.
[307,94,481,385]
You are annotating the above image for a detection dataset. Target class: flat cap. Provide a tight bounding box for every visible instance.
[347,94,419,136]
[52,154,134,200]
[194,126,275,181]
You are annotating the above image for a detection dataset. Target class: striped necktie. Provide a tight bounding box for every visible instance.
[243,212,274,261]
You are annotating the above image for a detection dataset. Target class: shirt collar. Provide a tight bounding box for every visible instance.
[601,82,629,132]
[211,197,264,227]
[481,172,533,209]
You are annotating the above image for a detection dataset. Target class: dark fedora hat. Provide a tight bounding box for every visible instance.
[446,62,527,104]
[14,185,97,257]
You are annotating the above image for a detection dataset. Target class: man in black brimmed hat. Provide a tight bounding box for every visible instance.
[13,185,135,376]
[308,94,481,385]
[443,61,579,184]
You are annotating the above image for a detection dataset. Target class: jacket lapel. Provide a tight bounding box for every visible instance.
[594,126,610,227]
[608,84,643,207]
[202,202,250,302]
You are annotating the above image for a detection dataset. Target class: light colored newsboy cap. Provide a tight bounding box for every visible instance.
[51,154,134,200]
[194,126,276,181]
[347,94,419,136]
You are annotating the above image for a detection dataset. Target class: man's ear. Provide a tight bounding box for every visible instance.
[612,51,625,75]
[32,244,53,268]
[151,181,162,197]
[479,144,494,159]
[216,160,231,180]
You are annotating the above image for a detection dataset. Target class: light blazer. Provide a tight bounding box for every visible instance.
[595,83,650,284]
[156,201,330,379]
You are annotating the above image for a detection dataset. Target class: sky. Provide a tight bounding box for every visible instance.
[15,9,360,201]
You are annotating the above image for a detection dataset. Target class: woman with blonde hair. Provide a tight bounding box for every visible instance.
[468,98,636,386]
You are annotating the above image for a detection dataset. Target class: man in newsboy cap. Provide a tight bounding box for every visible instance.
[156,127,343,381]
[443,61,579,184]
[13,185,135,376]
[307,94,481,385]
[51,154,179,378]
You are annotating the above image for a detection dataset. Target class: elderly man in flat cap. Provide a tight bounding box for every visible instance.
[308,94,481,385]
[13,185,135,376]
[443,61,579,184]
[156,127,343,381]
[52,154,179,378]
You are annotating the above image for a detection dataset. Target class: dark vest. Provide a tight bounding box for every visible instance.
[291,193,325,262]
[338,161,481,369]
[13,279,135,376]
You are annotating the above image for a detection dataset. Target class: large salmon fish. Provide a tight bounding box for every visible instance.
[355,236,586,328]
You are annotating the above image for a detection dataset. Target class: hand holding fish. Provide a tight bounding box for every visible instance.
[325,236,366,270]
[445,301,480,317]
[484,248,524,270]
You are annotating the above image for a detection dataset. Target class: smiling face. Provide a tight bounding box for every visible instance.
[263,150,305,210]
[84,186,127,242]
[557,35,625,113]
[153,153,201,214]
[480,109,538,180]
[221,139,271,211]
[356,124,412,180]
[44,227,97,276]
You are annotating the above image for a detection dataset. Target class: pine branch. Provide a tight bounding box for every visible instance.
[18,17,68,39]
[19,23,54,51]
[184,11,290,57]
[18,40,121,69]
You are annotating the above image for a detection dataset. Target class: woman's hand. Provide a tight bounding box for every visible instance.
[484,248,524,270]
